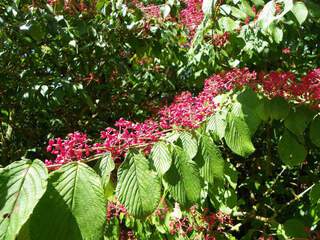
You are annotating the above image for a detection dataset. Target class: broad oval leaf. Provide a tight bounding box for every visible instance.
[178,131,198,159]
[231,101,261,136]
[269,97,289,120]
[0,159,48,240]
[310,182,320,206]
[292,1,308,25]
[272,26,283,44]
[284,106,314,136]
[150,142,172,175]
[194,133,224,184]
[116,151,161,218]
[309,115,320,147]
[256,97,272,122]
[206,112,226,140]
[283,218,308,238]
[278,131,307,167]
[30,162,106,240]
[164,146,201,207]
[95,153,115,186]
[95,152,115,199]
[224,112,255,157]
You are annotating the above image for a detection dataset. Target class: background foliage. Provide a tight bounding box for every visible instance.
[1,0,320,239]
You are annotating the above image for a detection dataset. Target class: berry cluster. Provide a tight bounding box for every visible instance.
[97,118,164,160]
[180,0,204,37]
[168,204,232,239]
[212,32,230,47]
[45,68,320,167]
[106,201,127,221]
[45,132,91,166]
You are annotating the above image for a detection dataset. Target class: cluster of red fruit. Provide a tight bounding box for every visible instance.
[168,206,232,239]
[45,68,320,167]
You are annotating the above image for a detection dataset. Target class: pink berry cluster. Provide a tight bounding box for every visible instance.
[106,201,127,221]
[168,206,232,239]
[257,68,320,103]
[96,118,164,159]
[140,4,161,19]
[158,90,216,129]
[180,0,204,37]
[204,68,257,92]
[169,216,193,236]
[45,132,91,166]
[154,206,169,221]
[48,0,89,13]
[45,67,320,167]
[120,229,135,240]
[203,210,233,232]
[212,32,230,47]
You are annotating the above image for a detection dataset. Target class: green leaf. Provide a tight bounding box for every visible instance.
[310,182,320,206]
[30,162,106,240]
[95,152,114,183]
[224,161,238,189]
[237,87,260,109]
[256,97,272,121]
[178,131,198,159]
[231,101,261,135]
[269,97,289,120]
[241,0,255,17]
[283,218,308,238]
[251,0,264,7]
[116,151,161,218]
[224,112,255,157]
[284,106,314,136]
[0,160,48,240]
[164,146,201,206]
[202,0,216,15]
[309,115,320,147]
[194,133,224,183]
[20,22,45,41]
[206,112,226,139]
[150,142,172,175]
[94,152,115,198]
[218,17,239,31]
[278,131,307,167]
[236,88,262,134]
[292,1,308,25]
[160,5,171,18]
[272,26,283,43]
[257,1,276,29]
[209,180,237,213]
[231,6,247,20]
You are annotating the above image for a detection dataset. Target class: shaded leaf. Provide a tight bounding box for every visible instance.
[0,160,48,240]
[284,106,314,136]
[30,162,106,240]
[278,131,307,167]
[309,115,320,147]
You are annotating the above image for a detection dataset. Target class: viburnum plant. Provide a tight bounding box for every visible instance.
[1,68,320,239]
[1,0,320,239]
